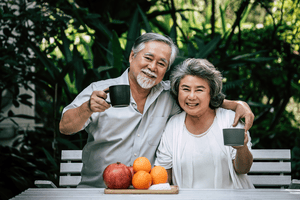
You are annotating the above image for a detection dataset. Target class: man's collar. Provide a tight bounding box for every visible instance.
[153,80,171,91]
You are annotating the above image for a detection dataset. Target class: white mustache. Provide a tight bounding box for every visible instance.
[141,68,157,78]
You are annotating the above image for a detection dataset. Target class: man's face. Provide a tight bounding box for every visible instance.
[128,41,171,89]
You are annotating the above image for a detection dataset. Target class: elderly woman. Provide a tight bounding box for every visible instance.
[155,58,254,189]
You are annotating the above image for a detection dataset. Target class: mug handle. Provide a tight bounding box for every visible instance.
[102,89,111,104]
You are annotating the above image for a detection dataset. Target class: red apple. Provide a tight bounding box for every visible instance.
[103,162,132,189]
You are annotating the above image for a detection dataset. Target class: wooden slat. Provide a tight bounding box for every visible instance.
[59,176,81,187]
[252,150,290,160]
[250,162,291,173]
[60,163,83,173]
[61,149,291,161]
[61,150,82,161]
[34,180,57,188]
[248,175,292,186]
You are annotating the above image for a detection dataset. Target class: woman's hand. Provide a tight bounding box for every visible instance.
[232,133,249,150]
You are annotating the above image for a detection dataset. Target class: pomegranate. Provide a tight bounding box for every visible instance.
[103,162,132,189]
[128,166,134,177]
[128,166,134,185]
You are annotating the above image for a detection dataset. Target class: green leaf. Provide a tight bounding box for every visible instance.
[246,57,277,62]
[18,94,32,100]
[96,41,113,65]
[194,36,204,49]
[73,46,84,92]
[219,4,226,35]
[94,66,114,73]
[42,147,58,168]
[223,79,247,92]
[137,4,152,32]
[89,19,112,40]
[60,30,72,63]
[247,101,273,108]
[68,2,90,34]
[240,3,253,25]
[8,110,14,117]
[27,40,57,81]
[112,30,123,73]
[18,99,33,107]
[56,138,79,150]
[86,13,101,19]
[125,8,140,59]
[187,41,197,57]
[195,35,221,58]
[232,50,268,60]
[170,24,177,43]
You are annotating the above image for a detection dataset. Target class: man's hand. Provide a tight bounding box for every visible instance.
[89,88,111,112]
[232,101,254,132]
[59,88,111,135]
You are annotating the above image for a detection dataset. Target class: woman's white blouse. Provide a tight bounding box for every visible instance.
[182,122,234,189]
[155,108,254,189]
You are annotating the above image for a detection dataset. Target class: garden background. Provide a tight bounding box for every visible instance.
[0,0,300,199]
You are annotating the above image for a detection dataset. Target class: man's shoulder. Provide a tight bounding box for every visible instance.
[91,78,118,90]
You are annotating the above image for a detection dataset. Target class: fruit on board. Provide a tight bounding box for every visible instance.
[150,166,168,185]
[128,166,134,177]
[103,162,132,189]
[128,166,134,185]
[133,157,151,173]
[132,170,152,189]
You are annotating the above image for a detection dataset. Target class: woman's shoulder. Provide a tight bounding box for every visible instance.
[215,108,236,127]
[163,112,185,135]
[167,111,186,124]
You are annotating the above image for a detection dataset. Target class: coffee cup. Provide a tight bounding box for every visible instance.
[107,85,130,107]
[223,128,245,146]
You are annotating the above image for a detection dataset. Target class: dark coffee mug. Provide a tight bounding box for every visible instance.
[107,85,130,107]
[223,128,245,146]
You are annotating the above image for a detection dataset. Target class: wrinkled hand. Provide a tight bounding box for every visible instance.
[232,133,249,150]
[232,101,254,132]
[88,88,111,112]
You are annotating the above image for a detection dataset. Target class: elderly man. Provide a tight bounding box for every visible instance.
[59,33,254,188]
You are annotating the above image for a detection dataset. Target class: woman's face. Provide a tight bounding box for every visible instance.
[178,75,212,117]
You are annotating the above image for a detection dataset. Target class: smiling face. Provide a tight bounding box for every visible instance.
[178,75,213,118]
[128,41,171,90]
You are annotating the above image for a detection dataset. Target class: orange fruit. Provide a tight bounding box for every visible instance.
[133,157,151,173]
[132,171,152,189]
[150,166,168,185]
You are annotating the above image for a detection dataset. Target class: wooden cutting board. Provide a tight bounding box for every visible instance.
[104,186,179,194]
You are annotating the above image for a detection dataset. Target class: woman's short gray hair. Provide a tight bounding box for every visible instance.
[131,33,178,71]
[170,58,226,109]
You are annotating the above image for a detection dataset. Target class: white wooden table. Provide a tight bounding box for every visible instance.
[11,188,300,200]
